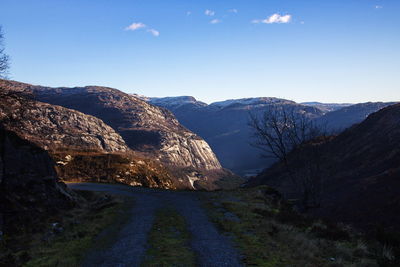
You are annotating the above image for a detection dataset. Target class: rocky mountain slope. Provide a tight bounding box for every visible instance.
[0,88,175,189]
[0,91,128,153]
[149,96,324,176]
[248,103,400,230]
[0,79,232,190]
[0,125,77,236]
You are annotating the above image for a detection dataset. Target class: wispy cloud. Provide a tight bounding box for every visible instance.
[228,9,238,13]
[147,29,160,37]
[205,9,215,16]
[125,22,159,37]
[125,22,146,31]
[186,11,192,16]
[375,5,383,9]
[210,19,221,24]
[252,13,292,24]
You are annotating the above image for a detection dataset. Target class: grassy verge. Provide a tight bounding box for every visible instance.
[142,207,196,267]
[13,190,133,267]
[201,186,381,267]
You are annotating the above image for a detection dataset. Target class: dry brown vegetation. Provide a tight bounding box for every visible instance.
[51,150,175,189]
[200,186,394,266]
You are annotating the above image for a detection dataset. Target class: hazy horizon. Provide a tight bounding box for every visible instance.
[2,0,399,103]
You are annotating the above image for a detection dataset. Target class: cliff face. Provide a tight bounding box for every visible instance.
[0,126,76,235]
[0,91,128,153]
[0,80,222,172]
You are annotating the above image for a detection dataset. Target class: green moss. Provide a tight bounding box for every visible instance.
[142,207,196,267]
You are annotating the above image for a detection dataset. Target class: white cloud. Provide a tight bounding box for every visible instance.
[375,5,383,9]
[125,22,146,31]
[228,9,238,13]
[125,22,159,37]
[252,13,292,24]
[210,19,221,24]
[186,11,192,16]
[147,29,160,37]
[205,9,215,16]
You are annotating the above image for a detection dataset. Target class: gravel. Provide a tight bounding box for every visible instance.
[68,183,243,267]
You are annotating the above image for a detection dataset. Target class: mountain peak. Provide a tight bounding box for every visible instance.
[210,97,295,108]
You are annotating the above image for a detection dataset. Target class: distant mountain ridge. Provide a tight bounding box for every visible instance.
[301,102,352,113]
[147,96,397,176]
[315,101,398,132]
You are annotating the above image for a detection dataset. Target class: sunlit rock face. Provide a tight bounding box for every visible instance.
[0,89,128,153]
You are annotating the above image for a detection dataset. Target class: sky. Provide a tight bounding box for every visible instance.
[1,0,399,104]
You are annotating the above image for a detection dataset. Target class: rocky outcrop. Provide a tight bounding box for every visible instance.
[0,91,128,153]
[0,126,76,235]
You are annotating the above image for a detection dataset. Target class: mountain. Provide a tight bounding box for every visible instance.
[0,88,176,189]
[0,125,77,236]
[248,103,400,230]
[0,79,234,190]
[149,96,324,176]
[301,102,352,113]
[148,96,207,109]
[315,102,398,132]
[0,90,128,153]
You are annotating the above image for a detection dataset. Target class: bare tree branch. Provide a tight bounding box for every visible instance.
[0,26,10,79]
[249,105,327,209]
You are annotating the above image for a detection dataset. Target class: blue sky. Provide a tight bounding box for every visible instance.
[1,0,399,103]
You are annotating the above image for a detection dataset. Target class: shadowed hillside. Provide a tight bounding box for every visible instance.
[248,103,400,231]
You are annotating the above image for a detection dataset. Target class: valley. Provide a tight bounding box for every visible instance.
[1,2,399,265]
[0,79,399,266]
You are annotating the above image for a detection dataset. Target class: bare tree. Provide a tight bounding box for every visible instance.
[249,105,326,209]
[0,26,10,78]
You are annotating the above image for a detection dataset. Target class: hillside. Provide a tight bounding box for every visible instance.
[248,103,400,230]
[0,90,128,153]
[0,89,177,189]
[0,126,77,236]
[315,102,398,132]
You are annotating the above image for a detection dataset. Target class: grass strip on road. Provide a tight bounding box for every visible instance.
[142,207,196,267]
